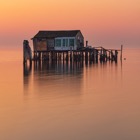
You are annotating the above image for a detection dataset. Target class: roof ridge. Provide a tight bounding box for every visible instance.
[33,30,82,38]
[39,30,80,32]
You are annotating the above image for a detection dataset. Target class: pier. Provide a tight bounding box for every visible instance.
[23,30,123,65]
[23,40,123,64]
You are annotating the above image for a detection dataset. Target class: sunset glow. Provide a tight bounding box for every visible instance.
[0,0,140,46]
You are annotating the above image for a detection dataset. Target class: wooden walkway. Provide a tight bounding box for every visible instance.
[23,40,123,64]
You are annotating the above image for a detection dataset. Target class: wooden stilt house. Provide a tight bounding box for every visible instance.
[32,30,84,51]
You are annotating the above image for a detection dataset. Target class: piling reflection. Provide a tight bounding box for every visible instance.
[23,59,122,98]
[33,61,84,75]
[23,61,86,98]
[23,62,32,93]
[24,62,32,77]
[3,48,140,140]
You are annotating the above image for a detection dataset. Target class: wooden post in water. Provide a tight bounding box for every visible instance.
[93,49,96,62]
[38,52,41,61]
[66,51,68,61]
[96,50,98,63]
[55,52,57,61]
[85,51,88,61]
[120,45,123,60]
[70,51,72,62]
[100,49,103,62]
[86,41,88,47]
[47,52,50,61]
[109,51,111,61]
[81,51,84,61]
[115,50,118,62]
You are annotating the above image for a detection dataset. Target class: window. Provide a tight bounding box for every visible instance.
[55,38,74,47]
[66,39,68,47]
[62,39,68,47]
[69,39,74,47]
[63,39,65,47]
[55,39,61,47]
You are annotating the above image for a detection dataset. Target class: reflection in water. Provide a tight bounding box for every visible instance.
[33,61,84,75]
[23,62,32,93]
[23,60,122,99]
[2,48,140,140]
[24,61,86,98]
[24,62,32,77]
[24,60,120,78]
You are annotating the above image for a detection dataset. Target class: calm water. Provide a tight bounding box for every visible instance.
[0,46,140,140]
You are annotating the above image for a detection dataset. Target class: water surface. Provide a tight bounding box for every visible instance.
[0,47,140,140]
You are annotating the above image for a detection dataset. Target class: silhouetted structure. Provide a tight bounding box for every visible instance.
[23,40,32,64]
[23,30,123,64]
[32,30,84,51]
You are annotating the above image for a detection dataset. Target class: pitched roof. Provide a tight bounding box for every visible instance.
[33,30,81,38]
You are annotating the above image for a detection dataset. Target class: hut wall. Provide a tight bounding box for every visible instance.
[47,39,55,50]
[76,32,84,49]
[33,38,47,51]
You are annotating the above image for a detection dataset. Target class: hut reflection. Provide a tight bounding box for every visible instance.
[23,61,85,97]
[33,61,84,75]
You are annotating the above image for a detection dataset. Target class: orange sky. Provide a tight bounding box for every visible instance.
[0,0,140,47]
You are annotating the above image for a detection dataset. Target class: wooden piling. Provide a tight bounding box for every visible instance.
[115,50,118,62]
[121,45,123,60]
[96,50,98,63]
[24,40,122,65]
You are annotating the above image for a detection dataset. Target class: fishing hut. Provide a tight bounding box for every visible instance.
[23,30,123,64]
[31,30,84,60]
